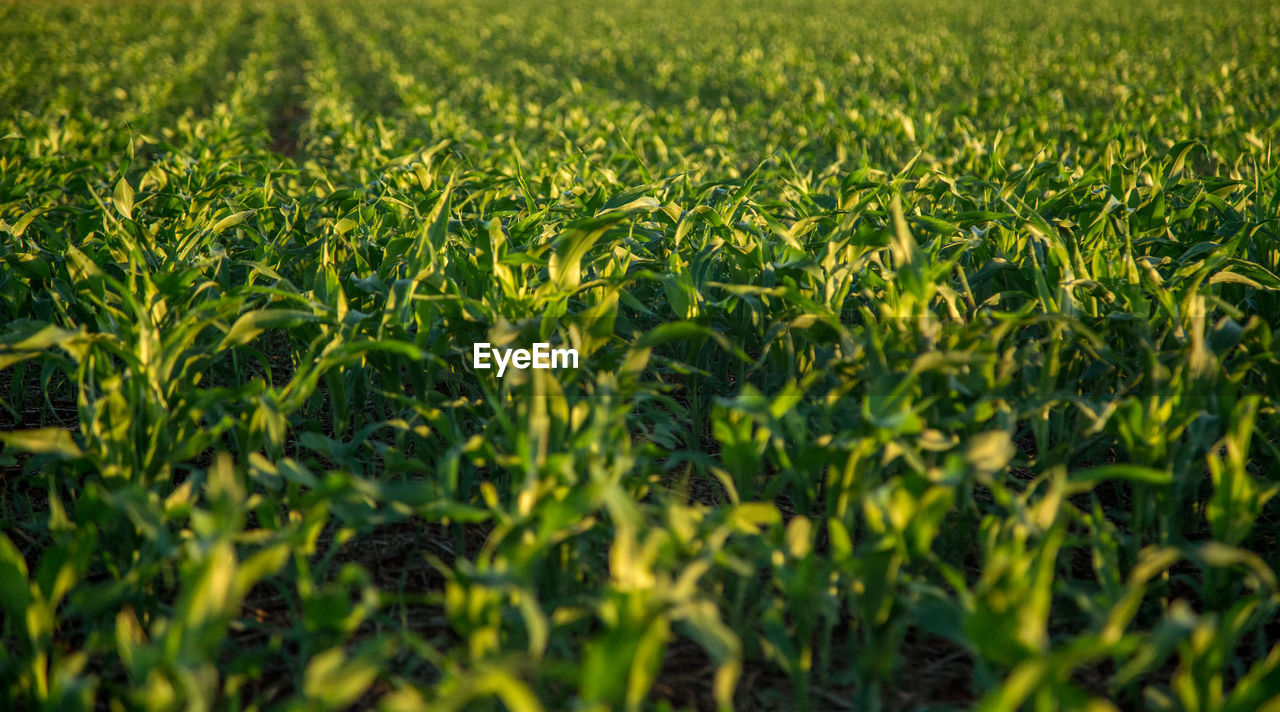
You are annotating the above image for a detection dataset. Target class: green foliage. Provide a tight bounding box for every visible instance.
[1,0,1279,709]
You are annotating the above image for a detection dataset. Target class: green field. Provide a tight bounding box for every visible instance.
[3,0,1280,709]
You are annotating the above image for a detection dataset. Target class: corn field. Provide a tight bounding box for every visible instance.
[2,0,1279,710]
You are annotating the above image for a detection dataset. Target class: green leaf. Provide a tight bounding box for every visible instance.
[0,534,30,622]
[113,177,134,220]
[966,431,1015,474]
[209,210,254,235]
[1071,464,1172,487]
[547,214,624,291]
[0,428,82,459]
[304,648,379,708]
[220,309,315,348]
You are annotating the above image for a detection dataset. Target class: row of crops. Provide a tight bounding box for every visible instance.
[2,0,1279,709]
